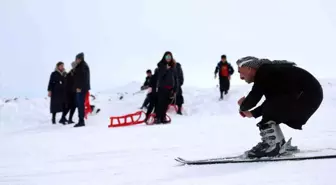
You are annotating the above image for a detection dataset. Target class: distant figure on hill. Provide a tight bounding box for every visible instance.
[214,55,234,100]
[236,56,323,159]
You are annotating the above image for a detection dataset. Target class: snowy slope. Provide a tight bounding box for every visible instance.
[0,79,335,185]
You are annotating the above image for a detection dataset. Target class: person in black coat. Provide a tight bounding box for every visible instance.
[72,52,91,127]
[47,61,67,124]
[214,55,234,99]
[140,69,152,109]
[174,62,184,114]
[143,67,159,123]
[59,62,77,124]
[236,56,323,158]
[154,51,179,124]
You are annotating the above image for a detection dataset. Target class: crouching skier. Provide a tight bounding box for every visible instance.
[236,56,323,158]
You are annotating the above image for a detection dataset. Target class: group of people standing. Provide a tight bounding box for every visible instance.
[47,52,90,127]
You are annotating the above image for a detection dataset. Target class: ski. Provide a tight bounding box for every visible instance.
[175,153,336,165]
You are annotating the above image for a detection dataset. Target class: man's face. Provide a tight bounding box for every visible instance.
[75,58,81,63]
[58,64,64,72]
[238,66,255,84]
[146,72,152,77]
[221,58,227,62]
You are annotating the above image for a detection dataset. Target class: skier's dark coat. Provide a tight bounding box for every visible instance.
[240,63,323,129]
[48,69,67,113]
[73,61,91,92]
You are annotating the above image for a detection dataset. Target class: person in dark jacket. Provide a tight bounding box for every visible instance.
[59,61,77,124]
[236,56,323,159]
[47,61,67,124]
[154,51,179,124]
[175,62,184,114]
[140,69,152,109]
[214,55,234,99]
[73,52,91,127]
[143,67,159,123]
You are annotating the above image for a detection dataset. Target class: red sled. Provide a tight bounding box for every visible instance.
[108,111,172,128]
[108,104,176,128]
[109,111,147,128]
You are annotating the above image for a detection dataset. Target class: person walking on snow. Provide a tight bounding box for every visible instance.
[214,55,234,100]
[155,51,179,124]
[236,56,323,158]
[73,52,91,127]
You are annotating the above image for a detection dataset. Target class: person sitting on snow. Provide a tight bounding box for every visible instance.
[140,69,152,109]
[143,67,159,123]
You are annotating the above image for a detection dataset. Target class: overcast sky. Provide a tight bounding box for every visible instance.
[0,0,335,97]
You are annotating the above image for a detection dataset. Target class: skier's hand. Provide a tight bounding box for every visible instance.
[76,88,81,93]
[238,96,246,105]
[147,87,152,94]
[48,91,51,97]
[241,111,253,118]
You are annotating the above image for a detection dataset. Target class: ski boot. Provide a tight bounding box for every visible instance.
[245,120,286,159]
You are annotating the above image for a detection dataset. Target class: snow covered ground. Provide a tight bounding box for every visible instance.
[0,79,336,185]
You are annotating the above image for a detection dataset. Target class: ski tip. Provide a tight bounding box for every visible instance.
[175,157,187,164]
